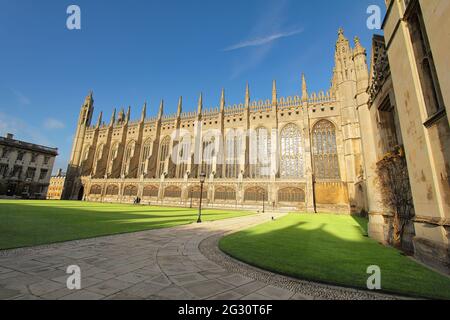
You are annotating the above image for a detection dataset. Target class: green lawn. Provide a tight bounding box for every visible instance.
[0,200,252,250]
[219,214,450,300]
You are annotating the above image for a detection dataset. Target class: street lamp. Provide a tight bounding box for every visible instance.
[197,172,206,223]
[262,190,265,213]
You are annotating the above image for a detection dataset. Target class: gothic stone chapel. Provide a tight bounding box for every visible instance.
[63,29,369,214]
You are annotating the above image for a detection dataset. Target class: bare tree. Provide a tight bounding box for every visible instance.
[376,146,414,249]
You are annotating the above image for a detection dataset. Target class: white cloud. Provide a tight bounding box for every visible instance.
[44,118,65,130]
[223,28,303,52]
[11,89,31,106]
[0,112,52,146]
[223,0,303,79]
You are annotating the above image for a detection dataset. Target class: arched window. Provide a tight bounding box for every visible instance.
[250,127,271,178]
[107,142,120,176]
[215,186,236,201]
[81,145,92,176]
[106,185,119,196]
[278,187,305,203]
[175,136,190,179]
[244,187,266,202]
[164,186,181,198]
[225,131,241,179]
[139,139,152,176]
[157,136,171,178]
[142,185,158,198]
[122,141,136,176]
[201,137,215,178]
[123,185,138,197]
[92,144,105,175]
[90,185,102,195]
[280,124,304,178]
[82,145,91,162]
[312,120,340,180]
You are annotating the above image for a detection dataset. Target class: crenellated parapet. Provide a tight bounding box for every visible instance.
[224,104,245,116]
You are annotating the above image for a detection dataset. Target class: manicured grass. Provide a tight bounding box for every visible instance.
[0,200,252,250]
[219,214,450,300]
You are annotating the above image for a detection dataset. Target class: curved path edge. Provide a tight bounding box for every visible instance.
[0,212,408,300]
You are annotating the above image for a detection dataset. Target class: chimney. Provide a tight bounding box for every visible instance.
[6,133,14,139]
[57,168,63,177]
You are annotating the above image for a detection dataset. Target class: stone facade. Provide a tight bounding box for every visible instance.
[363,0,450,273]
[47,169,66,200]
[63,29,368,214]
[0,133,58,199]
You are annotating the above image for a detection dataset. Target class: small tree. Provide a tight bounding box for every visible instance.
[376,146,414,249]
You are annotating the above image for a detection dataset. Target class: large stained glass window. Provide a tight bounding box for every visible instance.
[312,120,340,180]
[139,139,152,176]
[280,124,304,178]
[157,136,171,178]
[107,142,120,177]
[121,140,135,177]
[92,144,105,176]
[201,137,215,178]
[225,130,241,179]
[250,127,271,179]
[176,137,190,179]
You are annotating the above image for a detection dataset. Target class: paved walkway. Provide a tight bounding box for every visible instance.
[0,213,399,300]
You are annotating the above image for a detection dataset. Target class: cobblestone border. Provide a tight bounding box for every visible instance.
[199,233,407,300]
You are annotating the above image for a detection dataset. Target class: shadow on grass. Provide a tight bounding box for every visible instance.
[219,214,450,300]
[0,201,250,250]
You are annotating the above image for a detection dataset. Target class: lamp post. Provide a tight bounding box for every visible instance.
[197,172,206,223]
[262,190,265,213]
[190,188,193,209]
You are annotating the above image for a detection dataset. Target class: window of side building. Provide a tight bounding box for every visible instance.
[405,0,446,126]
[39,169,48,180]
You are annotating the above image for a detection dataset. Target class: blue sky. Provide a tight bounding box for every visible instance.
[0,0,385,172]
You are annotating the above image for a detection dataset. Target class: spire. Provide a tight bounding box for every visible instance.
[141,102,147,122]
[302,74,308,102]
[177,96,183,117]
[272,80,277,106]
[110,108,116,126]
[353,36,365,56]
[96,111,103,128]
[84,91,94,106]
[245,83,250,108]
[157,100,164,119]
[126,106,131,122]
[197,93,203,115]
[335,27,350,52]
[220,88,225,112]
[338,27,346,40]
[118,107,125,123]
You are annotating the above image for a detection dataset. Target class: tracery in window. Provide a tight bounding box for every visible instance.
[157,136,171,178]
[250,127,271,179]
[280,124,304,178]
[139,139,152,176]
[312,120,340,180]
[225,130,241,179]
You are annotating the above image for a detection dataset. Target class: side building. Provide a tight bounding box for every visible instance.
[0,133,58,199]
[362,0,449,273]
[47,169,66,200]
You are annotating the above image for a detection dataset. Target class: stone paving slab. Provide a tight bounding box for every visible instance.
[0,212,402,300]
